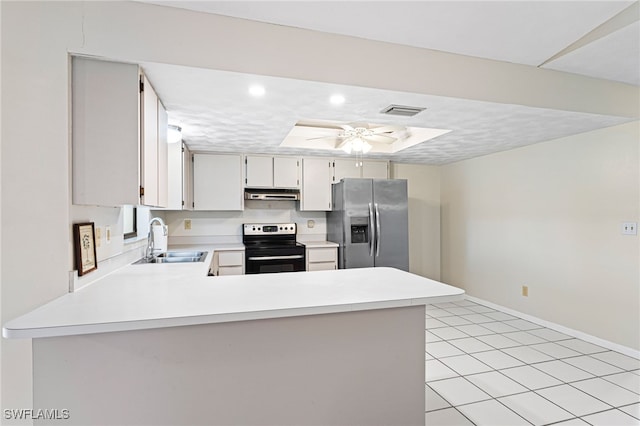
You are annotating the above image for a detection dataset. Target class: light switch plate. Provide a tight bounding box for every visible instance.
[105,226,112,244]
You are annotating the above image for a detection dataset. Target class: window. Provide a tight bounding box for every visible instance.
[123,205,137,239]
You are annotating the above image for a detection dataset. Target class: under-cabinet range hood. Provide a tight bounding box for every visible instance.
[244,188,300,201]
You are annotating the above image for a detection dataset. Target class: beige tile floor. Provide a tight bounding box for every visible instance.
[424,299,640,425]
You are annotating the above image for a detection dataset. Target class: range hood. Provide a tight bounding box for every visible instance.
[244,188,300,201]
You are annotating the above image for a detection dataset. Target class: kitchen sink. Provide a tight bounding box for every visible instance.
[133,251,207,265]
[157,251,206,259]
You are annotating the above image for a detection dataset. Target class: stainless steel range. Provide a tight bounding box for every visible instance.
[243,223,306,274]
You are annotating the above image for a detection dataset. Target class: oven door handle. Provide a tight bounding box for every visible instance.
[247,255,304,261]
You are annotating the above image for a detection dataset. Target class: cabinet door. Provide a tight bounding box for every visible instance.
[182,144,193,210]
[301,158,332,211]
[141,74,159,206]
[245,155,273,187]
[362,161,388,179]
[332,159,361,183]
[193,154,243,211]
[166,127,183,210]
[72,57,140,206]
[306,247,337,271]
[273,157,300,188]
[157,100,169,208]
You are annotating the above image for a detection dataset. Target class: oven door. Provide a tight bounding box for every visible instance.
[245,247,305,274]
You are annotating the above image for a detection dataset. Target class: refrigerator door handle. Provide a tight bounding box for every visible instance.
[375,203,381,257]
[368,202,375,257]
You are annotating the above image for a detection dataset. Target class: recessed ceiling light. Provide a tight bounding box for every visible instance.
[330,94,345,105]
[248,85,265,97]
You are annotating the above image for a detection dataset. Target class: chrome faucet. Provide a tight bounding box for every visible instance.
[146,217,167,259]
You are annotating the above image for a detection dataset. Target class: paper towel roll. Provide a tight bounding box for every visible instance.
[152,225,168,254]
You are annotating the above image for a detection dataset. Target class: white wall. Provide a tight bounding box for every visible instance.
[441,121,640,350]
[2,2,77,417]
[391,163,441,280]
[1,1,638,420]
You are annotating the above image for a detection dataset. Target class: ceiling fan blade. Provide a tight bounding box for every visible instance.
[366,134,396,143]
[306,135,342,141]
[346,122,370,130]
[339,124,355,131]
[296,119,348,130]
[335,139,351,149]
[370,125,404,134]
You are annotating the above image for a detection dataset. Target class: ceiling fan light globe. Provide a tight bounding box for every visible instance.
[352,137,365,151]
[341,141,353,154]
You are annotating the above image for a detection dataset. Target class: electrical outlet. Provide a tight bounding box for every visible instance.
[522,285,529,297]
[95,227,102,248]
[622,222,637,235]
[105,226,111,244]
[307,220,315,229]
[184,219,192,230]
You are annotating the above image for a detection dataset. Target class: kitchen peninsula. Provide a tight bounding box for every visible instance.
[4,255,464,425]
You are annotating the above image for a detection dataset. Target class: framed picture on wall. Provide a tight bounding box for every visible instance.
[73,222,97,276]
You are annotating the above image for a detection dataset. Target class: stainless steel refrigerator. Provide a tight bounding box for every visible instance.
[327,178,409,271]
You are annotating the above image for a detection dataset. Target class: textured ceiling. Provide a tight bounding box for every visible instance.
[142,62,631,165]
[135,1,638,165]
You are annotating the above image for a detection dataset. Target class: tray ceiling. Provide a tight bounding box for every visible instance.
[136,1,638,164]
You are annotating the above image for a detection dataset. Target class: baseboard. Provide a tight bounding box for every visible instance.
[465,295,640,360]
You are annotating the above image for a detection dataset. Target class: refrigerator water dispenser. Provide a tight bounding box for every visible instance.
[350,217,369,244]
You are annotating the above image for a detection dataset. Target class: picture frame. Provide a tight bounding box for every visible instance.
[73,222,97,276]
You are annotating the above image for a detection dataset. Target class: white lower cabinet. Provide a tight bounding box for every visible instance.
[305,246,338,271]
[210,250,245,276]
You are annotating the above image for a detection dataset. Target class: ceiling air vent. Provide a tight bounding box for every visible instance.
[380,104,426,117]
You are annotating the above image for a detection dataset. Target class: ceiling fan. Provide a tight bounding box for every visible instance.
[300,120,406,154]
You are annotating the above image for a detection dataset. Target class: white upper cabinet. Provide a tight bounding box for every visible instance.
[301,158,333,211]
[72,57,168,207]
[332,159,389,182]
[165,132,183,210]
[157,100,169,208]
[141,74,159,206]
[193,153,243,211]
[245,155,300,189]
[245,155,273,187]
[139,74,169,208]
[300,158,391,211]
[182,143,193,210]
[332,159,362,183]
[273,157,300,188]
[72,57,140,207]
[361,160,389,179]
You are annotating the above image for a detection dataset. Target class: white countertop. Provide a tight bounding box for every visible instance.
[3,246,464,339]
[300,241,339,248]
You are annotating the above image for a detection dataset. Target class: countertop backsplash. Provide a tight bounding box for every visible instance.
[159,207,328,245]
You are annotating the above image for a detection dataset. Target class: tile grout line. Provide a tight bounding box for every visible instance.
[425,299,640,425]
[464,295,640,359]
